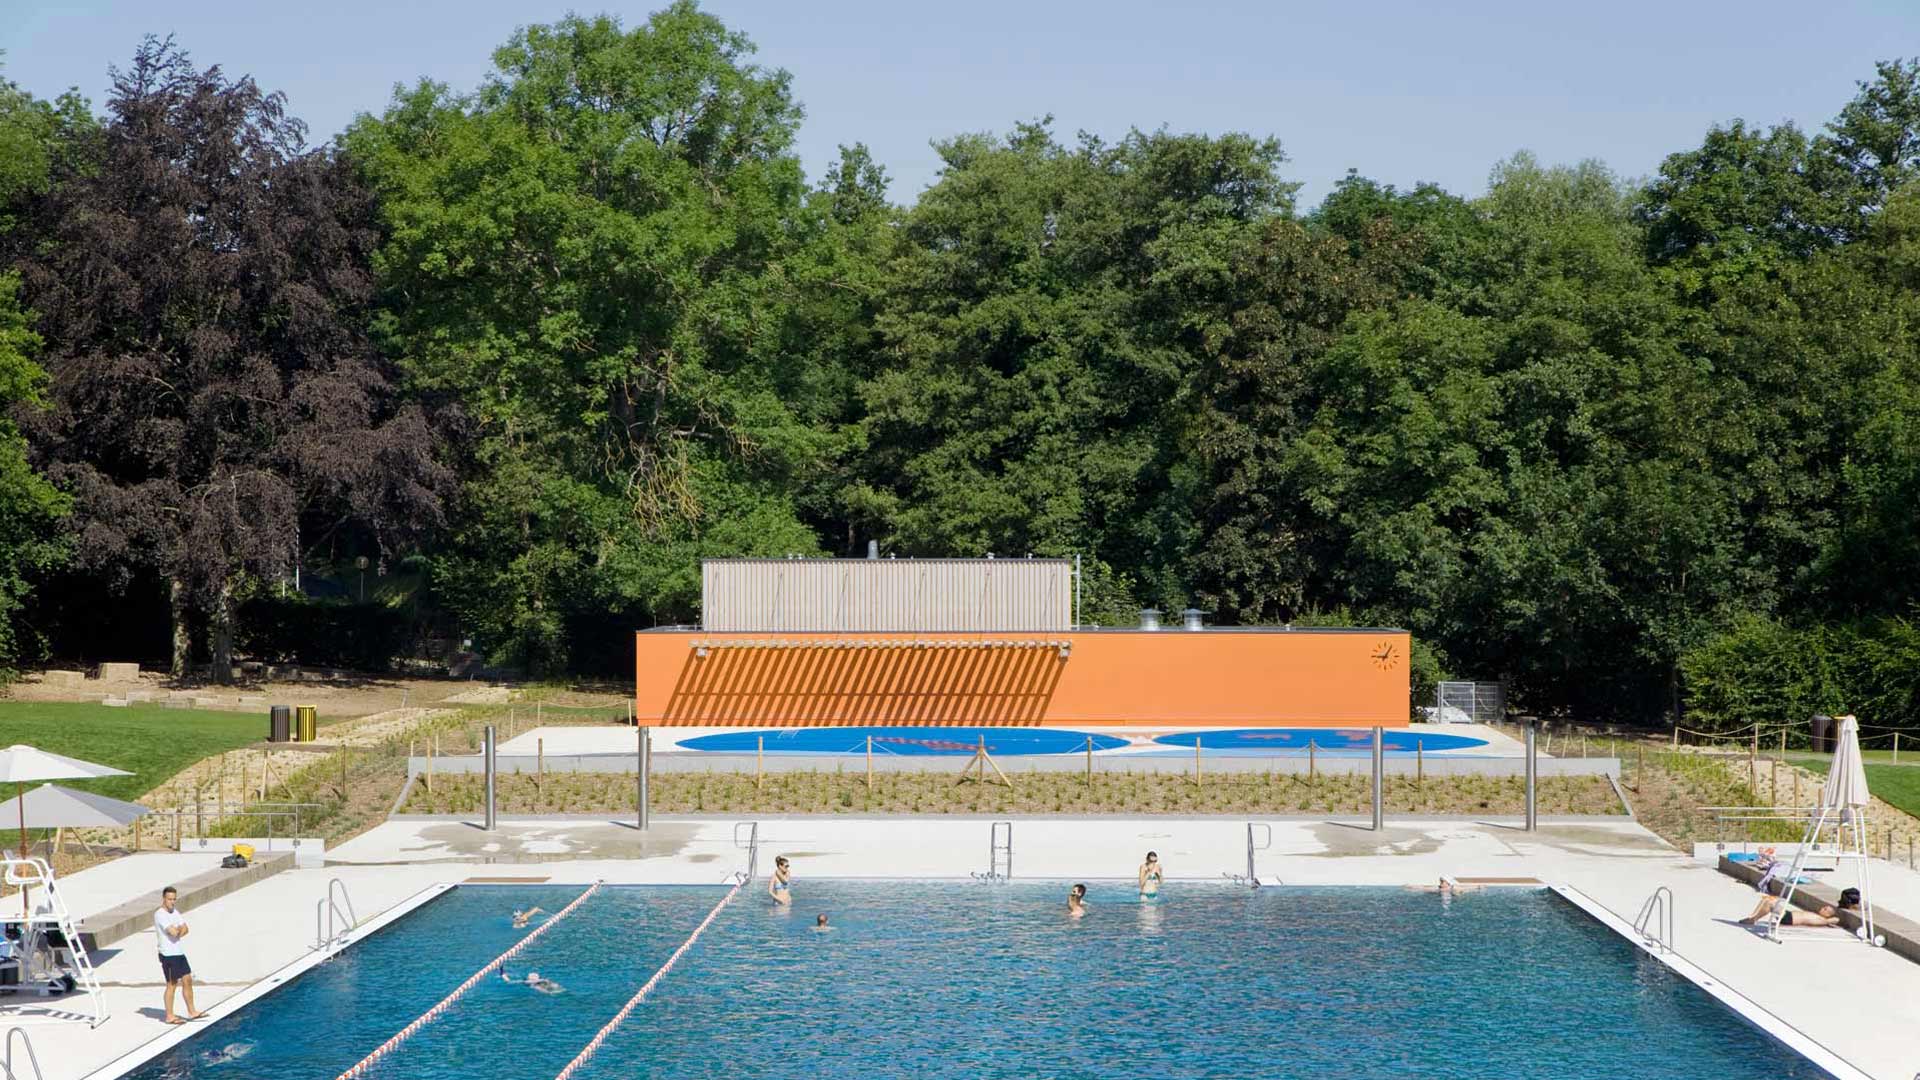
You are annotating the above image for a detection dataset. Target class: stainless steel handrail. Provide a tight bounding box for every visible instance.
[1634,885,1674,953]
[313,878,358,949]
[3,1027,45,1080]
[733,822,760,882]
[991,821,1013,881]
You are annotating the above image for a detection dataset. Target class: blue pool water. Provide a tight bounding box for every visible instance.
[677,726,1130,755]
[121,884,1828,1080]
[1154,728,1489,754]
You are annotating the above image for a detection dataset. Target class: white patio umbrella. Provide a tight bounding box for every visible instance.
[0,745,130,911]
[0,783,150,862]
[1822,715,1871,811]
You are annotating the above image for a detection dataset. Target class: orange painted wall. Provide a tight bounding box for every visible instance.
[634,630,1410,727]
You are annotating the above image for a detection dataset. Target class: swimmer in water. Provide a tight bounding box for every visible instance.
[203,1043,254,1065]
[1138,851,1163,901]
[1067,883,1088,918]
[1407,877,1480,895]
[501,969,563,994]
[768,857,792,906]
[511,907,546,929]
[813,913,831,932]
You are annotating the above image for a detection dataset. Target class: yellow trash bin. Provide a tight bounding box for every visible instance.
[296,705,317,742]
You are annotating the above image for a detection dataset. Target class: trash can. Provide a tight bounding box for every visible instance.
[269,705,291,743]
[296,705,318,743]
[1810,713,1832,754]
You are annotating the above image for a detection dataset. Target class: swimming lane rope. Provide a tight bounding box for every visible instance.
[334,882,604,1080]
[551,878,746,1080]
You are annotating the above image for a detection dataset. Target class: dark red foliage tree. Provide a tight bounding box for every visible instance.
[14,38,447,680]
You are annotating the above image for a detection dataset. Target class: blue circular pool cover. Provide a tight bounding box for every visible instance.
[677,727,1130,756]
[1153,728,1487,752]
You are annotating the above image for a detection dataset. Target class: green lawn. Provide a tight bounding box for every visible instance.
[0,701,266,803]
[1865,764,1920,821]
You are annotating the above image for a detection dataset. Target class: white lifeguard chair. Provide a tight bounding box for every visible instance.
[1,855,106,1027]
[1764,715,1880,947]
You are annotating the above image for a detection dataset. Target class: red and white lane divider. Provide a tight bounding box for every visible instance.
[335,882,604,1080]
[552,879,746,1080]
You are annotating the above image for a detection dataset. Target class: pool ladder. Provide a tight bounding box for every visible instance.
[734,821,761,883]
[314,877,359,950]
[1225,823,1272,888]
[972,822,1013,883]
[2,1028,44,1080]
[1634,885,1674,954]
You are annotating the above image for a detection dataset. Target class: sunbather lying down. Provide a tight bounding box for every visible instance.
[1737,887,1860,929]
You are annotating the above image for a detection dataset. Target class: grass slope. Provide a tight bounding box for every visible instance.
[0,700,265,802]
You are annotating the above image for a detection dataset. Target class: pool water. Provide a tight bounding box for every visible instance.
[676,726,1130,755]
[1152,728,1488,753]
[120,884,1829,1080]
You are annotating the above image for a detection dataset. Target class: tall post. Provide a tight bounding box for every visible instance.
[1371,726,1384,831]
[1308,739,1317,782]
[1524,719,1538,831]
[1416,739,1424,787]
[483,724,497,831]
[1085,736,1093,789]
[866,735,874,791]
[636,724,651,831]
[1194,735,1203,787]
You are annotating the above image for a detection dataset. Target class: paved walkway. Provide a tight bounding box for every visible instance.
[18,816,1917,1080]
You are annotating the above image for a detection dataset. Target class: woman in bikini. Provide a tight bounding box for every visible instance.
[1138,852,1163,901]
[768,856,793,906]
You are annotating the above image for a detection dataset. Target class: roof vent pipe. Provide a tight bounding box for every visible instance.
[1182,608,1206,631]
[867,540,879,559]
[1138,608,1162,631]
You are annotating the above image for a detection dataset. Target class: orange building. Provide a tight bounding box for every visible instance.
[634,627,1410,728]
[635,559,1409,728]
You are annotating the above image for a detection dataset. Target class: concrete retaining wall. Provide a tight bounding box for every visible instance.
[77,850,294,951]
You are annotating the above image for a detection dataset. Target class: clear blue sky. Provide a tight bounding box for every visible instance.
[5,0,1918,207]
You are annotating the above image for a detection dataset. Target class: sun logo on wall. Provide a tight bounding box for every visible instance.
[1371,641,1400,671]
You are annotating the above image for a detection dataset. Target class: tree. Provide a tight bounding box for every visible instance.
[16,38,444,680]
[0,67,85,678]
[346,7,848,672]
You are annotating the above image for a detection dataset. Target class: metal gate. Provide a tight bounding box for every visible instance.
[1433,681,1504,723]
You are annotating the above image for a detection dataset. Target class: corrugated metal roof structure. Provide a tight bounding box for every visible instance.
[701,558,1073,632]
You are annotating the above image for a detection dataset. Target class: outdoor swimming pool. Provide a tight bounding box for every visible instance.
[113,883,1829,1080]
[1153,728,1489,754]
[676,726,1130,755]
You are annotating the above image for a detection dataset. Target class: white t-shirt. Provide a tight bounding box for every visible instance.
[154,908,188,957]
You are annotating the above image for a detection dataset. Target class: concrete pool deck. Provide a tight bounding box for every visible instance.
[21,816,1920,1080]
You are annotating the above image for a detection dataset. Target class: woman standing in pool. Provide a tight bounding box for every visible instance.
[768,856,793,906]
[1137,852,1163,901]
[1067,883,1088,918]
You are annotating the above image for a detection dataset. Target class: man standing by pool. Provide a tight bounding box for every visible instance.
[154,886,204,1024]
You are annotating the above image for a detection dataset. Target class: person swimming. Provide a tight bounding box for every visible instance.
[1067,883,1088,918]
[203,1042,254,1065]
[1138,851,1163,901]
[512,907,546,929]
[768,857,793,906]
[813,913,831,932]
[501,969,563,994]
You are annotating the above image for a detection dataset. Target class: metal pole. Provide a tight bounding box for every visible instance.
[1074,553,1082,628]
[1371,726,1384,831]
[1524,719,1538,831]
[483,724,497,831]
[636,724,650,831]
[1195,735,1203,787]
